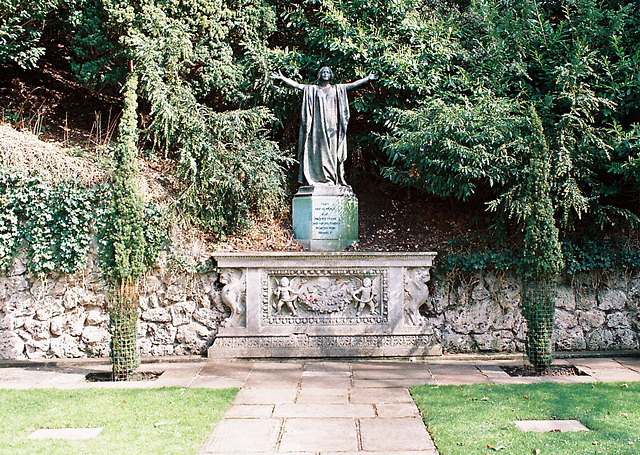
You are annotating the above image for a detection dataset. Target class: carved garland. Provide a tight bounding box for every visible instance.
[261,268,389,325]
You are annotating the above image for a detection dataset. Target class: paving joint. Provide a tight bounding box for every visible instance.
[355,418,363,451]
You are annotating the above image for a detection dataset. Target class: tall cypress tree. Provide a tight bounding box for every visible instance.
[103,70,146,380]
[520,106,564,374]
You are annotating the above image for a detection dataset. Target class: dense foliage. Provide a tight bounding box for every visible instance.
[0,169,99,275]
[2,0,639,262]
[380,0,640,234]
[99,72,146,283]
[71,0,291,238]
[0,0,59,68]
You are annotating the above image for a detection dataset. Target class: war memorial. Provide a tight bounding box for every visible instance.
[209,68,439,358]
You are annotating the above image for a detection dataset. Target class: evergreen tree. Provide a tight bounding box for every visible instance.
[519,106,564,373]
[101,70,146,380]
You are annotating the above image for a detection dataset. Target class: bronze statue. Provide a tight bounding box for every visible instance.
[272,67,378,187]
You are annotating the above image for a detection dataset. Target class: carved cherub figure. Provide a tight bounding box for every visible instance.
[352,277,377,317]
[273,277,299,316]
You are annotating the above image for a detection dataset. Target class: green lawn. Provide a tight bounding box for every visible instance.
[0,387,237,455]
[411,382,640,455]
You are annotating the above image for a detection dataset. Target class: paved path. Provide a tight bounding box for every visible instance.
[201,361,439,455]
[1,356,640,454]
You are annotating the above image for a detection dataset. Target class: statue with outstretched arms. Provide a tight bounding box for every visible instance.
[272,67,378,187]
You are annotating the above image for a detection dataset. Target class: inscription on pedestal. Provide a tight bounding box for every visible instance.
[313,201,341,237]
[292,194,358,251]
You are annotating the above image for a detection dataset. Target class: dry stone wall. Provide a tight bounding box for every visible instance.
[431,271,640,353]
[0,257,638,360]
[0,256,226,360]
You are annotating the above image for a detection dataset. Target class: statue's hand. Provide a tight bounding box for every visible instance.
[271,70,283,81]
[368,72,379,81]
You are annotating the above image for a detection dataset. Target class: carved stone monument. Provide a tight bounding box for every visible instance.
[209,251,439,358]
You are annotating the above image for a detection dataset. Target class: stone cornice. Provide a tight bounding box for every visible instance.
[212,251,437,268]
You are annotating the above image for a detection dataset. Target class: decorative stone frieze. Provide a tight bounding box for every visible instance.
[209,252,438,358]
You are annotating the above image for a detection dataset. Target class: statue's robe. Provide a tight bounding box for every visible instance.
[298,84,350,186]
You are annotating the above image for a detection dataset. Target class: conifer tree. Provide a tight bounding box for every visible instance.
[103,69,146,380]
[520,106,564,373]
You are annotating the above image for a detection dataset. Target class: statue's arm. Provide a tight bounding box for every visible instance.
[342,72,379,90]
[272,70,304,90]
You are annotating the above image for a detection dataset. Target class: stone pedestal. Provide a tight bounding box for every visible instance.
[292,186,358,251]
[208,252,439,359]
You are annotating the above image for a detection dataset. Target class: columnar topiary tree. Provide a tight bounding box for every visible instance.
[519,107,564,374]
[102,70,146,380]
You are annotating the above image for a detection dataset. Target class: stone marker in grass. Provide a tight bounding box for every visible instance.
[28,428,103,440]
[515,420,590,432]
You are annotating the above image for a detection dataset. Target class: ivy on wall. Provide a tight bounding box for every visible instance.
[0,167,167,278]
[0,169,100,275]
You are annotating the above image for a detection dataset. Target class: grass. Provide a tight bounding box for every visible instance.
[0,387,237,455]
[411,381,640,455]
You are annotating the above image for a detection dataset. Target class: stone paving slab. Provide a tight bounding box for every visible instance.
[279,418,358,453]
[298,387,350,396]
[301,376,352,389]
[352,368,432,381]
[569,358,640,382]
[350,388,414,404]
[155,362,205,372]
[514,419,590,432]
[245,369,303,380]
[375,402,421,418]
[351,361,430,371]
[304,361,351,372]
[234,387,298,405]
[614,357,640,372]
[189,377,245,388]
[428,363,489,385]
[302,370,351,377]
[252,362,304,371]
[247,369,304,379]
[224,404,275,419]
[273,404,376,418]
[353,378,435,388]
[243,377,302,389]
[35,372,89,388]
[202,418,282,453]
[28,427,103,440]
[296,393,349,404]
[359,417,436,452]
[199,362,254,378]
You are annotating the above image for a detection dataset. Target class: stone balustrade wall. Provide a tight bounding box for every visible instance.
[1,257,638,359]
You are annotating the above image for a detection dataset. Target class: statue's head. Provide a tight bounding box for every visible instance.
[317,66,334,81]
[280,277,289,286]
[363,278,372,287]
